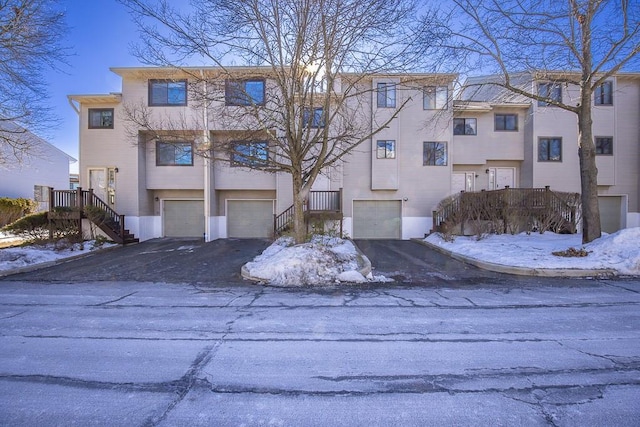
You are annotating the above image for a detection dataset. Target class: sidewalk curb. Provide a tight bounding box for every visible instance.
[413,238,617,278]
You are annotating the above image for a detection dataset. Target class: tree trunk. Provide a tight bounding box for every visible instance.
[291,174,310,244]
[577,102,601,244]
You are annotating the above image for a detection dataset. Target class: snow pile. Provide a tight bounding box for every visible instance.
[0,240,116,272]
[425,228,640,275]
[243,235,368,286]
[585,228,640,275]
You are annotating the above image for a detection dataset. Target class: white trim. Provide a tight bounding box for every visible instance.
[402,217,432,239]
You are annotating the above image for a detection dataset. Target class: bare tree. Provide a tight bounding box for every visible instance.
[0,0,68,165]
[424,0,640,243]
[119,0,428,243]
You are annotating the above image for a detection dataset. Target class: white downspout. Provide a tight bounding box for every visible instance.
[201,70,212,241]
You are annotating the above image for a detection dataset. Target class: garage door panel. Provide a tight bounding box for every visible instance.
[353,200,401,239]
[163,200,204,238]
[227,200,274,238]
[599,196,623,234]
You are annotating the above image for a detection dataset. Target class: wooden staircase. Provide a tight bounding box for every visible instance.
[274,189,343,236]
[49,188,139,245]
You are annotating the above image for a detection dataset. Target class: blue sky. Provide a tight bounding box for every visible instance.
[47,0,143,172]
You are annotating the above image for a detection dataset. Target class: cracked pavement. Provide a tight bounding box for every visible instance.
[0,239,639,425]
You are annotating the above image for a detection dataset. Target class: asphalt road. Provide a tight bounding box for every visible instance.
[1,274,639,425]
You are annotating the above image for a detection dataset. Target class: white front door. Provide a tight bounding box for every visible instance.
[488,168,516,190]
[452,172,475,194]
[89,168,107,201]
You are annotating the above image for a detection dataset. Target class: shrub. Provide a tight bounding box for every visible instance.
[0,197,38,227]
[2,212,49,241]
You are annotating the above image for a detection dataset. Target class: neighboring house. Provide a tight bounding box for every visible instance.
[68,67,639,241]
[456,73,640,233]
[0,121,76,211]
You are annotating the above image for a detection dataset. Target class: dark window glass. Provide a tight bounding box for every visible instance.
[149,80,187,106]
[494,114,518,131]
[156,142,193,166]
[225,79,265,106]
[88,109,114,129]
[538,138,562,161]
[595,81,613,105]
[231,142,269,166]
[423,141,447,166]
[453,118,477,135]
[538,83,562,106]
[303,108,325,128]
[377,83,396,108]
[595,137,613,155]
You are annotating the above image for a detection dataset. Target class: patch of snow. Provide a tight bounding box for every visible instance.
[337,270,367,283]
[425,228,640,275]
[0,240,116,273]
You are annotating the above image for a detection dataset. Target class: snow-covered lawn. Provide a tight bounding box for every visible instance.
[0,233,116,274]
[425,227,640,275]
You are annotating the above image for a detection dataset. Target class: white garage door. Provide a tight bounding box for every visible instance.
[599,196,624,234]
[163,200,205,238]
[353,200,402,239]
[227,200,274,238]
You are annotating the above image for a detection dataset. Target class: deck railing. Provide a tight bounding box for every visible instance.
[49,187,133,244]
[432,186,579,234]
[274,189,343,235]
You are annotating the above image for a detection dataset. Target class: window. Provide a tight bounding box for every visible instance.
[538,138,562,161]
[156,142,193,166]
[231,141,268,167]
[453,118,477,135]
[88,108,114,129]
[596,137,613,155]
[376,140,396,159]
[148,80,187,106]
[303,108,325,128]
[495,114,518,131]
[423,141,447,166]
[423,86,448,110]
[538,82,562,106]
[225,79,265,106]
[595,81,613,105]
[377,83,396,108]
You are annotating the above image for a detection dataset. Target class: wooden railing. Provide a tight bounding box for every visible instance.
[274,189,343,235]
[432,186,579,235]
[49,187,136,244]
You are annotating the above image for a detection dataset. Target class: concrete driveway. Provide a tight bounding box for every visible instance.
[3,238,271,285]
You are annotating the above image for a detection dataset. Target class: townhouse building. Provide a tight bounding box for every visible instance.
[68,67,639,242]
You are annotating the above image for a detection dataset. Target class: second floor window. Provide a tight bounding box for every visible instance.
[377,83,396,108]
[538,137,562,161]
[538,82,562,106]
[225,79,265,106]
[376,140,396,159]
[423,86,448,110]
[149,80,187,106]
[156,141,193,166]
[453,118,477,135]
[423,141,447,166]
[303,108,325,128]
[596,137,613,155]
[231,141,268,167]
[495,114,518,131]
[595,81,613,105]
[88,108,114,129]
